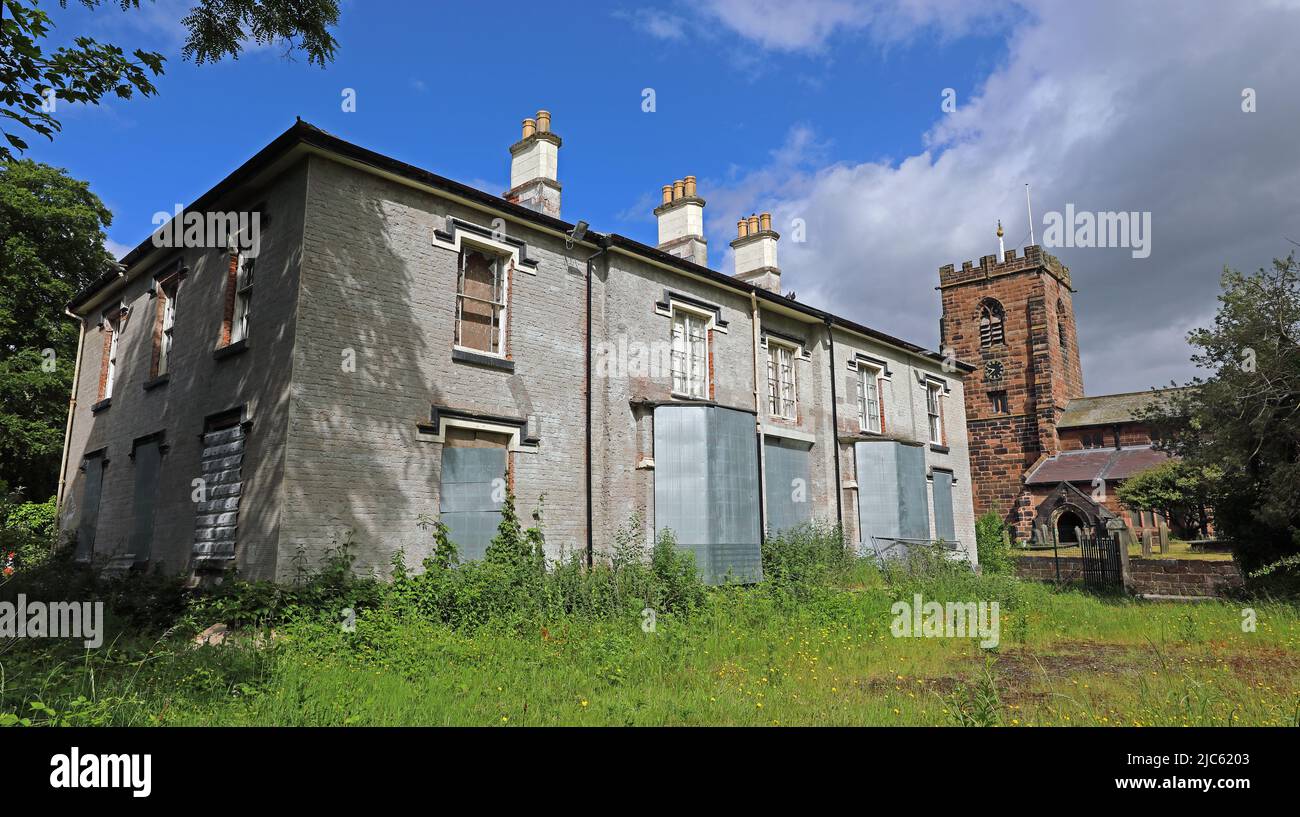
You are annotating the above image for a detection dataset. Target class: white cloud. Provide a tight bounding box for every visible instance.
[702,0,1300,394]
[614,8,689,41]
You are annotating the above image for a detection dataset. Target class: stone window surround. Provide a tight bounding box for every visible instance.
[417,405,540,453]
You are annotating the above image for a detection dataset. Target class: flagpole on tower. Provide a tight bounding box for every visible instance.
[1025,184,1035,246]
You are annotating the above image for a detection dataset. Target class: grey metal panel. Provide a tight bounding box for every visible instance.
[654,405,762,584]
[129,440,162,562]
[932,470,956,543]
[896,443,930,541]
[75,456,104,562]
[764,437,812,534]
[855,440,931,551]
[855,441,901,544]
[439,446,506,561]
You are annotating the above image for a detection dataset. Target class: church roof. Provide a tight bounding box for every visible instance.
[1057,388,1189,429]
[1024,445,1173,486]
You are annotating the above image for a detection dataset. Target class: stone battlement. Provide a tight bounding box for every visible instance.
[938,245,1070,289]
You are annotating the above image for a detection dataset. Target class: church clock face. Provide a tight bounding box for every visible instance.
[984,360,1004,382]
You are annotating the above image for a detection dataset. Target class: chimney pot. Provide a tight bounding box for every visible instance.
[507,109,561,217]
[656,176,707,265]
[731,208,781,292]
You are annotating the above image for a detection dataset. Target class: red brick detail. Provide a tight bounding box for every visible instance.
[708,328,716,400]
[97,322,114,399]
[220,252,239,346]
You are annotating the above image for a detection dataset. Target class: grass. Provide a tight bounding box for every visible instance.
[2,552,1297,727]
[1020,538,1234,561]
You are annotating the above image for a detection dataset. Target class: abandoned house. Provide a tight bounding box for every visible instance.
[56,112,978,583]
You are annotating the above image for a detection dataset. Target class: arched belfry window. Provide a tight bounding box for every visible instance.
[1056,298,1068,351]
[979,299,1005,347]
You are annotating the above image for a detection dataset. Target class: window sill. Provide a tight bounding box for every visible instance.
[930,443,950,454]
[90,397,112,413]
[452,347,514,372]
[143,373,170,391]
[214,339,249,361]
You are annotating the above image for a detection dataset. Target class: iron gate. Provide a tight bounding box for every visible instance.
[1078,527,1123,590]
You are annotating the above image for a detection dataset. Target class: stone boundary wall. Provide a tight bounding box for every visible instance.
[1016,555,1244,597]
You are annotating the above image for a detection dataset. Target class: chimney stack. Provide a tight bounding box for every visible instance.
[655,175,707,266]
[730,212,781,292]
[505,109,562,217]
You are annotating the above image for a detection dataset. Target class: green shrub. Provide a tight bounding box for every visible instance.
[0,495,57,577]
[761,522,850,596]
[975,511,1016,575]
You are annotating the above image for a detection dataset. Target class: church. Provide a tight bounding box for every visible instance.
[938,235,1186,546]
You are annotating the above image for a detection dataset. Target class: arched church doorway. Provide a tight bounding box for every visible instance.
[1056,510,1085,545]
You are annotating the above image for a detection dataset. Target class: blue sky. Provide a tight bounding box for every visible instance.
[25,1,1300,394]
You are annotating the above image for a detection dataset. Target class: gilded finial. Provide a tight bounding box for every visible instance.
[996,219,1003,237]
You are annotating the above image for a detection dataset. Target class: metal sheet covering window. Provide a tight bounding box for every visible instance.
[854,440,930,553]
[653,405,762,584]
[438,429,509,561]
[932,470,956,543]
[75,454,105,563]
[128,439,163,563]
[764,437,812,534]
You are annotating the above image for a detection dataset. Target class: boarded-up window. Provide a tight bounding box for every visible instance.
[932,470,956,543]
[75,452,106,563]
[764,437,812,534]
[438,428,509,562]
[100,310,121,399]
[193,417,244,565]
[128,437,163,563]
[654,405,762,584]
[855,440,930,555]
[456,249,506,355]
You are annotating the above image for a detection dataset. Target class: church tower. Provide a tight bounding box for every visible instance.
[938,239,1084,540]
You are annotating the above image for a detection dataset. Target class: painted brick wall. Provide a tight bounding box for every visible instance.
[279,156,590,579]
[60,162,308,579]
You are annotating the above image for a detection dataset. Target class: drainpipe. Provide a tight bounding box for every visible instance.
[584,236,611,569]
[751,292,767,539]
[825,317,844,533]
[55,308,88,515]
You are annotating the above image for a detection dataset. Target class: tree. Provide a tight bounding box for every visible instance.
[1,0,341,162]
[1141,254,1300,572]
[0,158,114,498]
[1114,460,1219,539]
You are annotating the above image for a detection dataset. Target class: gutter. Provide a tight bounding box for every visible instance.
[55,308,88,514]
[584,235,611,568]
[751,292,767,540]
[825,317,844,533]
